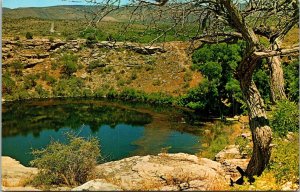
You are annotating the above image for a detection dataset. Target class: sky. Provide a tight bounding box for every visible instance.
[3,0,91,9]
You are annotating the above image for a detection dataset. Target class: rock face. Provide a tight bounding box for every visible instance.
[2,156,38,190]
[94,153,226,190]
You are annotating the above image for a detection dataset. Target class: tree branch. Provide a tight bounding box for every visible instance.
[254,47,299,58]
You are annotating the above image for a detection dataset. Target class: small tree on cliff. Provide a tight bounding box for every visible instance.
[84,0,299,179]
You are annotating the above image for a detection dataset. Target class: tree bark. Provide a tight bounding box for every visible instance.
[268,56,287,103]
[239,77,272,177]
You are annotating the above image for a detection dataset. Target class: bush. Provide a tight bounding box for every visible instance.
[35,85,50,98]
[3,73,16,94]
[268,133,299,184]
[270,100,298,136]
[23,74,38,89]
[53,77,84,97]
[12,61,24,76]
[86,60,106,73]
[25,32,33,39]
[86,34,97,47]
[30,133,100,186]
[234,136,252,158]
[41,72,56,85]
[60,54,79,77]
[49,36,54,42]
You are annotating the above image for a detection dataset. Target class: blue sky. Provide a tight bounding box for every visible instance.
[3,0,91,9]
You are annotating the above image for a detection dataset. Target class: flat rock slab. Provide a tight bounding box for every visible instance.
[72,179,122,191]
[95,153,226,190]
[2,156,38,188]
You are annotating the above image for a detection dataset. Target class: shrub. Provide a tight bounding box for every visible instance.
[13,87,31,100]
[12,61,24,76]
[60,54,79,77]
[86,60,106,73]
[23,75,38,89]
[35,85,49,98]
[130,71,138,80]
[49,36,54,42]
[86,34,97,47]
[270,100,298,136]
[53,77,84,97]
[268,133,299,185]
[183,71,192,82]
[25,32,33,39]
[198,122,230,159]
[3,73,16,94]
[30,133,100,186]
[41,73,56,85]
[234,136,252,158]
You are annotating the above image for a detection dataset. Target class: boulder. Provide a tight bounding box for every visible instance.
[95,153,226,190]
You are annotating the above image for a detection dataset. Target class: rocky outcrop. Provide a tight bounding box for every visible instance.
[215,145,249,181]
[2,154,227,191]
[2,156,38,190]
[94,153,226,190]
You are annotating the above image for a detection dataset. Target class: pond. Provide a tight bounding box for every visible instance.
[2,99,207,166]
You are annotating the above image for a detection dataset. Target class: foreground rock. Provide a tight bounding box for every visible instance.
[72,179,122,191]
[215,145,249,181]
[2,154,227,191]
[94,153,226,190]
[2,156,39,191]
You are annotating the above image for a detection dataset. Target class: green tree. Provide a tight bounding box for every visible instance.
[270,100,299,136]
[185,42,245,116]
[283,59,299,102]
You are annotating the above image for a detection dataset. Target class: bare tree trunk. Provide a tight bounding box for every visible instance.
[268,47,287,104]
[240,78,272,177]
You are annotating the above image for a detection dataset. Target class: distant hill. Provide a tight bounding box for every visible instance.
[2,5,121,21]
[2,5,177,22]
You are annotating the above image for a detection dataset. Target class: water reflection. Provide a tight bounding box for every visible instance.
[2,99,202,166]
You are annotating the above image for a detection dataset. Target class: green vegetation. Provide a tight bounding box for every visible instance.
[30,133,100,187]
[269,134,299,184]
[180,42,245,116]
[41,72,56,85]
[199,122,232,159]
[35,85,50,98]
[232,133,299,190]
[283,59,299,102]
[253,59,271,105]
[270,100,299,136]
[60,54,79,77]
[12,61,24,76]
[53,77,84,97]
[86,60,106,73]
[106,88,174,105]
[25,32,33,39]
[234,136,252,158]
[3,73,16,94]
[23,74,38,89]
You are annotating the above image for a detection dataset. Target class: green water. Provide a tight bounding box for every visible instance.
[2,99,204,166]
